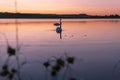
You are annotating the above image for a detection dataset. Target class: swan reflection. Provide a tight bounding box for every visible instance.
[54,18,62,39]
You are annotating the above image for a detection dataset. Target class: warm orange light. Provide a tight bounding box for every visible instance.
[0,0,120,15]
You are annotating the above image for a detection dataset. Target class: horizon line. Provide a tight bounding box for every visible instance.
[0,12,120,16]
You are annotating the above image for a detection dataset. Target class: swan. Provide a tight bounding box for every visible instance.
[54,18,62,26]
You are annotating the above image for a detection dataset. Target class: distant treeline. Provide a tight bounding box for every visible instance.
[0,12,120,19]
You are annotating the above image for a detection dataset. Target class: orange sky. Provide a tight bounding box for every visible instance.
[0,0,120,15]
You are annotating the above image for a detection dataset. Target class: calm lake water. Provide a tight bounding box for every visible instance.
[0,19,120,80]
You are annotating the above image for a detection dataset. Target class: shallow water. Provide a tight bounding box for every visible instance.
[0,19,120,80]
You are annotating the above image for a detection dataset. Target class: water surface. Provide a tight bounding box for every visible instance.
[0,19,120,80]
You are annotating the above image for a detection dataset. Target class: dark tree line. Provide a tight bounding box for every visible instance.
[0,12,120,19]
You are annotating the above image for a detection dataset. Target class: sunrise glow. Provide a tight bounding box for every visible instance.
[0,0,120,15]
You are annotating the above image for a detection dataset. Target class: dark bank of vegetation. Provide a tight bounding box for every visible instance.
[0,12,120,19]
[0,33,77,80]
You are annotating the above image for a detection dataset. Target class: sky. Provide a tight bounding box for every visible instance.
[0,0,120,15]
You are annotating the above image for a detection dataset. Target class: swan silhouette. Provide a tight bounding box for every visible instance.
[54,18,62,26]
[55,18,62,33]
[54,18,62,39]
[55,18,62,32]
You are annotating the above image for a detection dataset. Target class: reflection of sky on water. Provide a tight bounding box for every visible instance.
[0,19,120,80]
